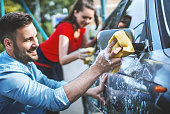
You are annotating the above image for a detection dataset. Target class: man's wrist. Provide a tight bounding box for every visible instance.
[90,63,104,75]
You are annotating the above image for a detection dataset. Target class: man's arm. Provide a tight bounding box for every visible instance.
[64,39,122,103]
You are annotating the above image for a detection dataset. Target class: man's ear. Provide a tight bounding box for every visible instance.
[4,38,13,50]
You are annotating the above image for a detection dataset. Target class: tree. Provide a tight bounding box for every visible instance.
[1,0,24,13]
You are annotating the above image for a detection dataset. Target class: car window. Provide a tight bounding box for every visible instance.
[163,0,170,30]
[156,0,170,51]
[118,0,145,43]
[155,0,170,57]
[102,0,128,30]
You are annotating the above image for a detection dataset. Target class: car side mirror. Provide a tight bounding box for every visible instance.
[132,43,145,54]
[97,29,146,55]
[97,28,134,50]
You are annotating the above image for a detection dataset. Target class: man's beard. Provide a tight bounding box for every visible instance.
[13,42,35,64]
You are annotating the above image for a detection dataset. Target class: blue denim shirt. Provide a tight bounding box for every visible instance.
[0,51,70,114]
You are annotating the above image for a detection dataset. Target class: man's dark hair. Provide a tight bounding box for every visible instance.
[0,12,33,46]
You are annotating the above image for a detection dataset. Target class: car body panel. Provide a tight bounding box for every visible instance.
[87,0,170,113]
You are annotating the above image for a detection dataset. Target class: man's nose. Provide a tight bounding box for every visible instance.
[33,38,39,47]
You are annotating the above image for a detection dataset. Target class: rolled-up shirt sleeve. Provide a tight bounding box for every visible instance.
[0,72,70,112]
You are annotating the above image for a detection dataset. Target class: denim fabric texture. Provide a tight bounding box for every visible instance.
[0,51,70,114]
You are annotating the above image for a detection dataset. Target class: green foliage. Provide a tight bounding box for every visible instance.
[42,21,53,37]
[53,0,76,10]
[23,0,77,41]
[22,0,76,19]
[0,0,77,45]
[0,0,23,52]
[0,44,4,53]
[4,0,24,13]
[37,21,53,43]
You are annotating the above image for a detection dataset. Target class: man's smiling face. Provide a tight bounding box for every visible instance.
[12,22,39,64]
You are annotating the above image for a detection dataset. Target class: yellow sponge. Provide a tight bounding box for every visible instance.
[108,30,135,74]
[83,47,95,64]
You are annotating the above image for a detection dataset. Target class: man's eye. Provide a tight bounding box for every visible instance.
[83,16,87,19]
[25,38,32,42]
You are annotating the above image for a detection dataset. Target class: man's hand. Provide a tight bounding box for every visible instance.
[84,73,108,105]
[64,40,121,104]
[92,39,122,73]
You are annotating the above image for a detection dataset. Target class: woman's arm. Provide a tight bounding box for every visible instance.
[81,33,97,48]
[59,35,89,65]
[59,35,79,65]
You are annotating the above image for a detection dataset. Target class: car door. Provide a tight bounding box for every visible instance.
[88,0,170,113]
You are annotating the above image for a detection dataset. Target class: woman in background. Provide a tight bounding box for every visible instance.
[34,0,99,113]
[35,0,98,82]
